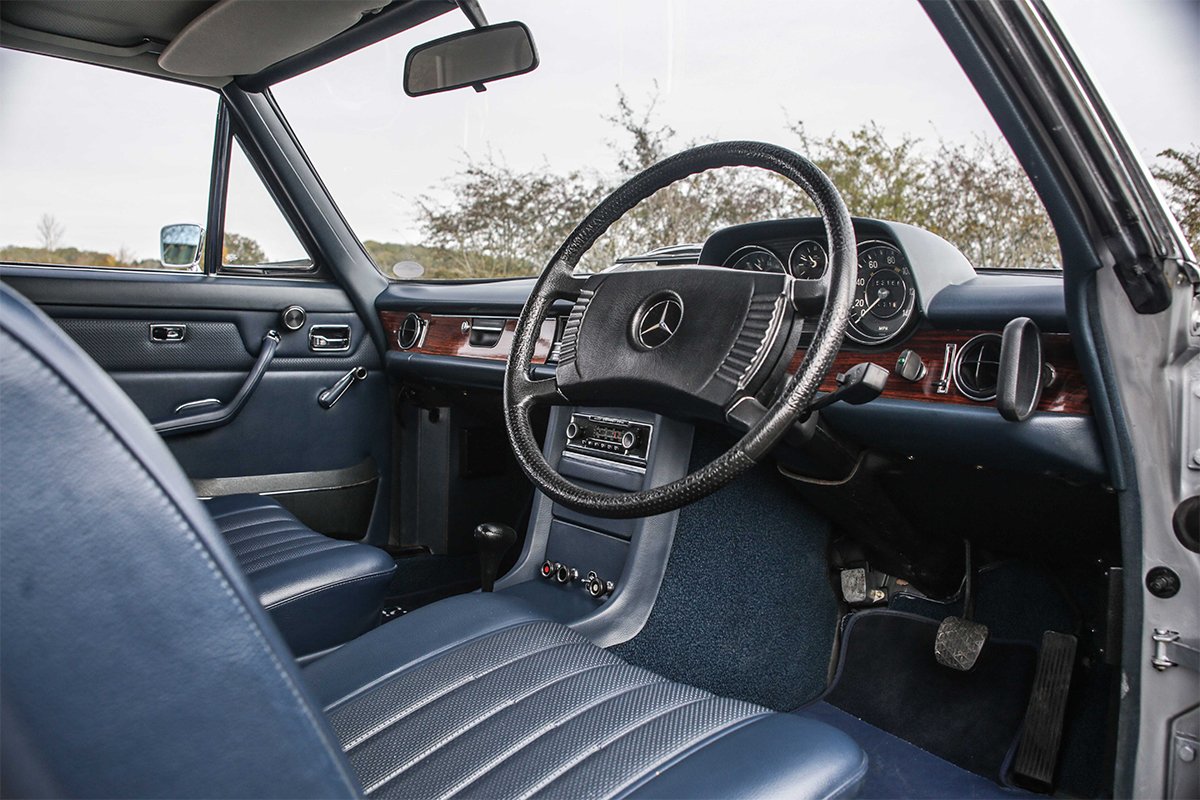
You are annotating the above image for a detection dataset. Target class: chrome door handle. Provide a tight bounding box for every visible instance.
[309,324,351,352]
[149,323,187,342]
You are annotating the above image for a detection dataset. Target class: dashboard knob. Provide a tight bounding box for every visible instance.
[565,421,580,439]
[896,349,927,382]
[620,430,637,450]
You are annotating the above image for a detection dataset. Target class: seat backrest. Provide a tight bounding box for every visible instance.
[0,284,360,798]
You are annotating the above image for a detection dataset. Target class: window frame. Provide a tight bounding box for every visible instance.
[0,49,325,281]
[213,101,324,279]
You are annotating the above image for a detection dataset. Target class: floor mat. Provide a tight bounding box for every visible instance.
[824,610,1038,783]
[804,703,1036,799]
[611,431,838,711]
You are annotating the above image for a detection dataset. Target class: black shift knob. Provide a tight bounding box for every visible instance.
[474,522,517,592]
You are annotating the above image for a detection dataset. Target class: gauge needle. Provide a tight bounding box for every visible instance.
[855,288,890,322]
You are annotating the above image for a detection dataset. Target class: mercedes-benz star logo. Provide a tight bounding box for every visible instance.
[634,296,684,350]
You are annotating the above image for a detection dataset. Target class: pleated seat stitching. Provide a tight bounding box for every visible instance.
[420,669,669,800]
[448,690,710,800]
[506,696,717,800]
[224,526,312,551]
[323,622,582,714]
[359,658,620,794]
[217,513,299,536]
[603,713,772,800]
[238,540,346,571]
[342,639,590,753]
[205,502,282,521]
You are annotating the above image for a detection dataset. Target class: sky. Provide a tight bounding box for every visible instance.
[0,0,1196,261]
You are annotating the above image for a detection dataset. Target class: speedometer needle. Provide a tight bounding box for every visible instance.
[855,288,890,322]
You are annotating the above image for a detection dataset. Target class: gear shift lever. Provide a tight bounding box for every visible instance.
[474,523,517,592]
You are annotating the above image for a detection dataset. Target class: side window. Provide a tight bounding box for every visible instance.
[220,140,313,272]
[0,49,214,271]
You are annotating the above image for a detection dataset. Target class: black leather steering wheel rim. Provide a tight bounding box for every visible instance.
[504,141,855,518]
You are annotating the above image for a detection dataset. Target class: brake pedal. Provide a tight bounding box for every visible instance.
[935,540,988,671]
[935,615,990,671]
[1013,631,1078,791]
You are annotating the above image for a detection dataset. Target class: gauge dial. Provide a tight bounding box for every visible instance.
[724,245,785,273]
[788,239,827,279]
[848,242,916,345]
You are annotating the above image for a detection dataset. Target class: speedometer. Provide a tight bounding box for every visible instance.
[848,242,916,345]
[723,245,785,273]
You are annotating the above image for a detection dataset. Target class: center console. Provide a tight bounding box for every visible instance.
[495,406,694,646]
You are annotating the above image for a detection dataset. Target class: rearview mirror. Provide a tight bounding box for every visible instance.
[404,21,538,97]
[160,223,203,269]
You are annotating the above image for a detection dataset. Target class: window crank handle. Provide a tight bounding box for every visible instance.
[318,366,368,409]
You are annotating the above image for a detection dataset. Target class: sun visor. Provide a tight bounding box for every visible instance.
[159,0,388,77]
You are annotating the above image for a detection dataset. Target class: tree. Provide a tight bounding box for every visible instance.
[1153,145,1199,255]
[221,232,266,266]
[36,213,64,252]
[415,159,604,278]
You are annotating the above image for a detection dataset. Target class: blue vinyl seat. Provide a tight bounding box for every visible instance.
[0,283,866,799]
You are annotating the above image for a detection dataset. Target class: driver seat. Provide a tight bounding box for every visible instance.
[0,284,866,799]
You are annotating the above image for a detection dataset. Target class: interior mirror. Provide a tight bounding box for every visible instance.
[160,223,203,269]
[404,21,537,97]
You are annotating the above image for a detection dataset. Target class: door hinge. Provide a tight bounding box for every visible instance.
[1152,629,1200,672]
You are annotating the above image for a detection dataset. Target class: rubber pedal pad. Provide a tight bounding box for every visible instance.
[1013,631,1078,791]
[934,615,989,671]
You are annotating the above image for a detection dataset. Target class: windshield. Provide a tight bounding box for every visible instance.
[276,0,1070,280]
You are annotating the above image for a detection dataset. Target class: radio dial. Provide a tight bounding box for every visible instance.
[565,421,581,440]
[620,431,637,450]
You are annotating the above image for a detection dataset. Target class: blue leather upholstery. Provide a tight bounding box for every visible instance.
[305,593,868,799]
[0,283,359,798]
[0,283,866,798]
[206,494,396,658]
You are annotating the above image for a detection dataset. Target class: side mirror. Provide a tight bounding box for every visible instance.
[404,21,538,97]
[160,223,203,269]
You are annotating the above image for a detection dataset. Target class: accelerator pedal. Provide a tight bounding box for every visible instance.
[1013,631,1078,791]
[934,616,990,671]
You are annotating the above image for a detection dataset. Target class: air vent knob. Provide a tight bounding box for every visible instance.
[896,349,926,382]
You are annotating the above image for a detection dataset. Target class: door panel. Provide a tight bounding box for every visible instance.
[2,266,391,545]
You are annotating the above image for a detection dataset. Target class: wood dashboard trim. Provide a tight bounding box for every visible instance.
[381,311,556,364]
[793,329,1089,414]
[381,311,1090,415]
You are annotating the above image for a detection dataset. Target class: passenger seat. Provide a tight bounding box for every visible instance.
[204,494,396,659]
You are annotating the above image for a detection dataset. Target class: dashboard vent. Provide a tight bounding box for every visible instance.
[397,312,426,350]
[953,333,1003,401]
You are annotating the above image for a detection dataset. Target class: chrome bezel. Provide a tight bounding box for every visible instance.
[722,244,785,274]
[396,312,428,350]
[952,332,1004,402]
[787,239,828,279]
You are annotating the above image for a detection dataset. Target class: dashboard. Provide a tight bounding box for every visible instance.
[377,216,1106,482]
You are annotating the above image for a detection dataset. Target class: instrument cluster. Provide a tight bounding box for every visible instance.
[721,237,917,346]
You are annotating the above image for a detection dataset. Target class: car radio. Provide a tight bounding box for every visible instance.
[563,413,653,466]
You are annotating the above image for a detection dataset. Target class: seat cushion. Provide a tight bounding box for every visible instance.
[304,593,867,799]
[207,494,396,658]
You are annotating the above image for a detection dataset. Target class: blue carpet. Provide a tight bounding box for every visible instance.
[611,430,838,710]
[803,703,1036,799]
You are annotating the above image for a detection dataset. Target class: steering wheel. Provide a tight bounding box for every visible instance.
[504,141,855,518]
